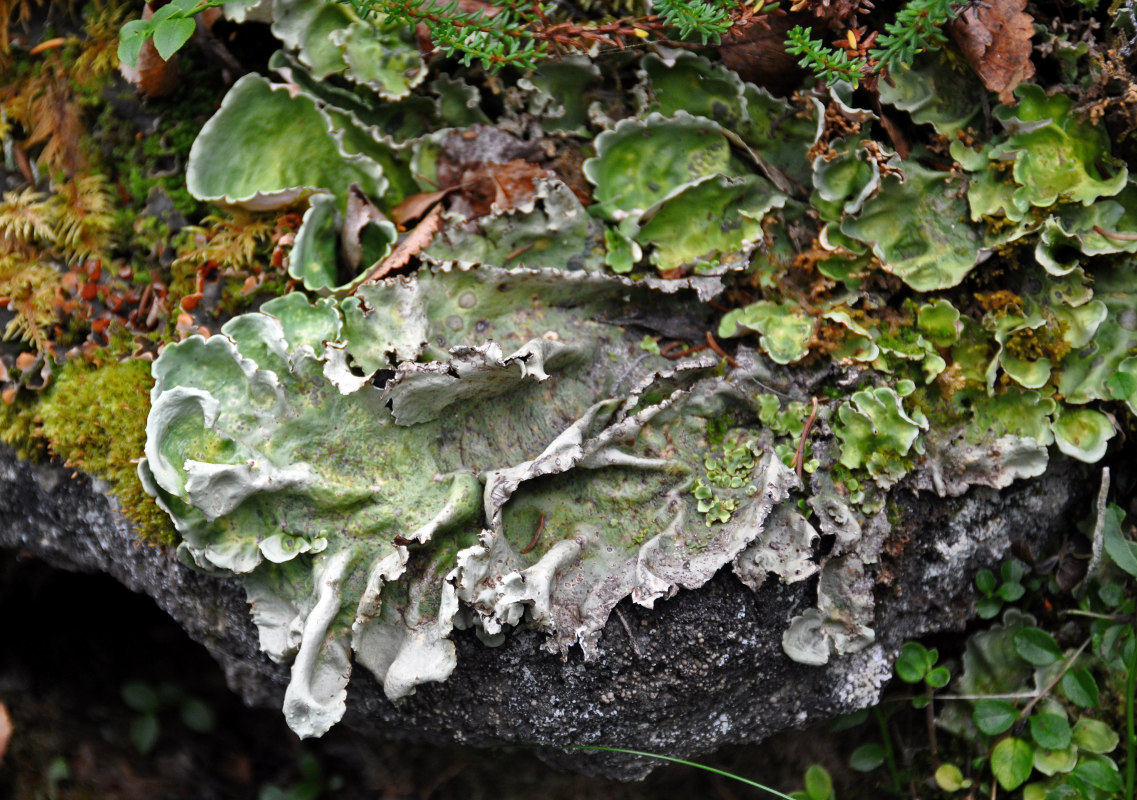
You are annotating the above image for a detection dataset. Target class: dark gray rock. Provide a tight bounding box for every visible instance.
[0,443,1091,780]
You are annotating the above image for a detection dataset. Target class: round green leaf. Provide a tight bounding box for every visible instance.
[997,581,1025,602]
[1072,718,1119,754]
[934,763,968,792]
[975,569,997,594]
[1061,668,1100,708]
[117,19,150,68]
[973,699,1018,736]
[926,665,951,688]
[804,764,833,800]
[977,596,1003,619]
[1099,582,1125,608]
[1029,713,1072,751]
[1032,744,1077,776]
[1001,559,1026,582]
[180,698,216,733]
[121,681,160,713]
[991,737,1034,791]
[896,641,931,683]
[1102,503,1137,578]
[1072,757,1123,792]
[1013,627,1063,666]
[131,712,160,755]
[152,16,195,61]
[849,743,886,772]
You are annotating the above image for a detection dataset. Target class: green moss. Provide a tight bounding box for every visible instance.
[0,395,48,460]
[37,359,176,545]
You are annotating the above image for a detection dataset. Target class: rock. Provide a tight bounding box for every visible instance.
[0,443,1092,779]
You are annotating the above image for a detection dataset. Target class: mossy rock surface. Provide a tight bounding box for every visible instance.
[0,442,1092,778]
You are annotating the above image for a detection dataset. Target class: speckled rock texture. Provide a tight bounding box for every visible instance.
[0,443,1091,779]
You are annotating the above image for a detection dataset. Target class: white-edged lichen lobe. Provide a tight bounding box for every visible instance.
[128,14,1136,744]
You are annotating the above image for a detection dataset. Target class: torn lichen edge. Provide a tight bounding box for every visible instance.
[137,265,1066,739]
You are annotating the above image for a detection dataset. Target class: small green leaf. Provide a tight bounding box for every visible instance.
[896,641,931,683]
[1061,668,1099,708]
[830,709,869,732]
[991,737,1034,791]
[1072,758,1123,792]
[1102,504,1137,578]
[1013,627,1062,666]
[977,596,1003,618]
[1072,718,1119,754]
[131,711,160,755]
[121,681,159,712]
[804,764,833,800]
[1098,582,1125,607]
[849,743,886,771]
[117,19,150,68]
[934,763,969,791]
[180,698,215,733]
[926,665,951,688]
[975,569,997,594]
[997,581,1025,602]
[1002,559,1026,583]
[1032,744,1077,776]
[1107,370,1137,399]
[974,699,1018,736]
[152,16,195,61]
[1029,714,1072,750]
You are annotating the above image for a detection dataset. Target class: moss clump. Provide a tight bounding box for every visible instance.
[36,359,175,545]
[0,395,48,461]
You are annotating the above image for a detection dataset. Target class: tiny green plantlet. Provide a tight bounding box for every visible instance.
[118,0,227,66]
[120,680,216,756]
[895,640,951,708]
[975,559,1028,619]
[791,764,836,800]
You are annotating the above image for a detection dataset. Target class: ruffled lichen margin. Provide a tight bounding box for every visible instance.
[132,0,1137,740]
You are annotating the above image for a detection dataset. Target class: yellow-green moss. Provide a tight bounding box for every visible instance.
[36,359,176,545]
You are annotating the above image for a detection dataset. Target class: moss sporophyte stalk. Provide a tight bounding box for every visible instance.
[0,0,1133,744]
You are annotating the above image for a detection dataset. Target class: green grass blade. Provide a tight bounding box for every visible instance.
[569,745,798,799]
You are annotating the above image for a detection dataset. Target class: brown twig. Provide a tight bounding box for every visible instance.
[791,397,820,481]
[1094,225,1137,241]
[520,513,545,554]
[662,343,709,359]
[1018,637,1091,720]
[704,331,739,368]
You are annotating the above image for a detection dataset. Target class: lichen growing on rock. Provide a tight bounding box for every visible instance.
[4,0,1117,743]
[141,267,823,736]
[119,4,1137,745]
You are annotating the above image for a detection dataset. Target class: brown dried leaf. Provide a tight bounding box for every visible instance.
[361,203,443,284]
[457,160,551,218]
[342,184,390,270]
[948,0,1035,105]
[392,187,457,226]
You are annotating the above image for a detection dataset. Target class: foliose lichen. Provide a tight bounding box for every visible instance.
[119,0,1137,739]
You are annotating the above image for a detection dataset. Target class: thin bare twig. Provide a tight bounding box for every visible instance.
[704,331,739,368]
[520,513,545,555]
[791,397,820,481]
[1018,637,1092,720]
